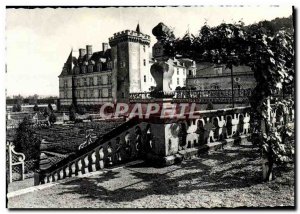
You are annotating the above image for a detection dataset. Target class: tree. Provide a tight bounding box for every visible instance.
[161,17,294,181]
[77,105,86,115]
[13,94,24,105]
[206,102,214,110]
[43,108,49,117]
[33,104,39,112]
[49,113,57,124]
[12,103,22,112]
[48,103,53,112]
[14,117,41,162]
[69,104,76,121]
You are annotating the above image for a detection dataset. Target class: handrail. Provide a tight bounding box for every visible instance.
[39,116,140,175]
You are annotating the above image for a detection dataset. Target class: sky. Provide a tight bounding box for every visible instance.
[5,6,293,97]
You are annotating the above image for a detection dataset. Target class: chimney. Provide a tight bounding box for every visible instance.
[102,43,108,52]
[79,48,86,58]
[86,45,92,61]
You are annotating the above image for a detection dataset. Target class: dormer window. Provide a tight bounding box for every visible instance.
[74,66,80,74]
[97,63,102,72]
[81,65,86,74]
[88,65,93,73]
[107,62,112,69]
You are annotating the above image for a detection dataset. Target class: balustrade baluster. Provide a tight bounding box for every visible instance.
[82,156,89,174]
[98,147,105,169]
[89,151,97,172]
[77,159,83,176]
[71,162,77,176]
[59,169,64,180]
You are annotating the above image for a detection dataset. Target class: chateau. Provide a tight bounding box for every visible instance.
[58,23,255,110]
[58,24,196,110]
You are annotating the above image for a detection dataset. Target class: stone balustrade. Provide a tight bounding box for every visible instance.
[35,106,254,185]
[143,106,252,165]
[129,89,252,104]
[36,117,146,185]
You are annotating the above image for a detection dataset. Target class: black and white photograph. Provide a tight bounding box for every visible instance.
[5,5,295,209]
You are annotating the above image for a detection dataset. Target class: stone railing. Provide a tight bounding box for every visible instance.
[35,117,145,185]
[35,106,254,184]
[143,106,252,165]
[187,71,254,78]
[129,89,252,104]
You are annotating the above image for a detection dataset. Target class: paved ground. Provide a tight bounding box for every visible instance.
[8,144,294,209]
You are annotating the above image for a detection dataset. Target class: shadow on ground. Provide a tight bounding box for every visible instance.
[56,144,294,203]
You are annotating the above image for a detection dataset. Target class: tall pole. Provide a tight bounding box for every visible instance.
[230,64,235,108]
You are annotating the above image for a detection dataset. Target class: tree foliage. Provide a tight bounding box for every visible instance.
[14,117,41,161]
[161,16,294,180]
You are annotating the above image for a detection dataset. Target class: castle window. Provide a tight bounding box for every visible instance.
[177,68,179,75]
[76,90,80,98]
[107,62,112,70]
[97,76,101,85]
[143,45,146,52]
[102,88,109,98]
[144,75,146,83]
[83,78,87,86]
[189,70,192,76]
[89,77,93,86]
[81,65,86,74]
[83,90,87,98]
[94,89,98,98]
[177,78,179,85]
[74,66,80,74]
[88,65,93,73]
[64,80,68,88]
[143,59,146,66]
[99,89,102,98]
[102,75,108,85]
[64,90,68,98]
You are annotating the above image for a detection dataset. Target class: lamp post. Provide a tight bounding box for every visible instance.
[230,64,235,108]
[228,55,237,108]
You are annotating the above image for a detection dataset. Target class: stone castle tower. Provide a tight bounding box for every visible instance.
[109,24,153,102]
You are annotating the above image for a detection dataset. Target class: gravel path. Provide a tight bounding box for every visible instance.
[8,145,294,208]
